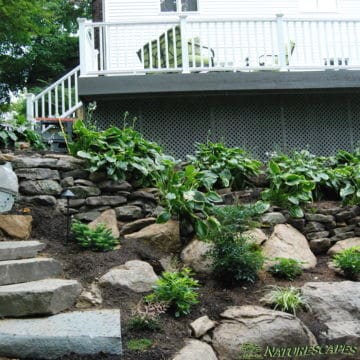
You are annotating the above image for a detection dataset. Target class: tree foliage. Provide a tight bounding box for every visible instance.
[0,0,91,105]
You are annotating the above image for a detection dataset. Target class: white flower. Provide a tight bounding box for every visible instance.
[183,190,196,201]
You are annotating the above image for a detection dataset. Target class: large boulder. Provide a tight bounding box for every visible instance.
[181,239,214,275]
[301,281,360,345]
[327,237,360,256]
[89,209,119,238]
[172,339,218,360]
[262,224,317,269]
[124,220,181,254]
[99,260,158,293]
[212,305,317,360]
[0,215,32,239]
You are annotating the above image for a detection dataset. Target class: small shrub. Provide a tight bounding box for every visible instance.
[268,258,304,281]
[71,220,119,251]
[127,338,153,352]
[333,246,360,279]
[261,286,308,315]
[145,268,199,317]
[209,232,264,284]
[188,141,262,190]
[128,301,168,332]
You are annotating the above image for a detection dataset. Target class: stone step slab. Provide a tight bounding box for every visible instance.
[0,258,62,285]
[0,309,122,359]
[0,241,45,261]
[0,279,82,317]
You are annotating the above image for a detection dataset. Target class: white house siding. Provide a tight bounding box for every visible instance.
[101,0,360,72]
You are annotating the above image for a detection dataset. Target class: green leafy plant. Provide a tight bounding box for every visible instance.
[333,246,360,279]
[268,258,304,281]
[145,268,199,317]
[127,338,153,352]
[209,231,264,284]
[128,301,168,332]
[71,220,119,251]
[261,286,308,315]
[154,160,222,238]
[188,141,262,190]
[70,117,165,186]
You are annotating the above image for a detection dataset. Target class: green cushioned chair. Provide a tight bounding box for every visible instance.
[137,25,214,70]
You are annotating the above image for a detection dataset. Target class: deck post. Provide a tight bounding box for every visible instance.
[25,93,35,126]
[179,15,190,74]
[276,14,287,71]
[78,18,88,76]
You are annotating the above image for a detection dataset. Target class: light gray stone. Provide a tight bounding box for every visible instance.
[86,196,127,207]
[305,213,334,223]
[74,211,102,222]
[0,241,45,261]
[0,309,122,359]
[181,239,214,275]
[19,180,62,196]
[98,180,132,192]
[0,279,82,317]
[243,228,268,245]
[76,283,103,309]
[0,258,62,285]
[260,212,286,226]
[120,217,156,235]
[68,186,101,198]
[15,168,60,181]
[74,179,96,187]
[262,224,317,269]
[304,221,325,234]
[60,176,74,188]
[189,316,216,338]
[129,190,157,202]
[301,281,360,345]
[12,157,58,169]
[99,260,158,293]
[212,306,317,360]
[115,205,143,221]
[172,339,218,360]
[331,225,356,236]
[309,238,332,255]
[327,237,360,255]
[330,232,355,243]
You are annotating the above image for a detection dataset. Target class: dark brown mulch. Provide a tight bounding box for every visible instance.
[24,205,346,360]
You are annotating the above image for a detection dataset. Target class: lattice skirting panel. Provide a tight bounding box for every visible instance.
[89,93,360,160]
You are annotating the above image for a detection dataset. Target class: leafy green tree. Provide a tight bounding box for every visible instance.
[0,0,91,105]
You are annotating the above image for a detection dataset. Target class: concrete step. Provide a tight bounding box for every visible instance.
[0,309,122,359]
[0,279,82,317]
[0,241,45,261]
[0,258,62,286]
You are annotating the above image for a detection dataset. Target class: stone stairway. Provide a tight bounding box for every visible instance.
[0,240,122,359]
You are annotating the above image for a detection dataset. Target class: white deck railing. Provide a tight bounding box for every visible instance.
[78,15,360,76]
[26,66,82,122]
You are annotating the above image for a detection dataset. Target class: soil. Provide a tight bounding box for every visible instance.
[20,205,348,360]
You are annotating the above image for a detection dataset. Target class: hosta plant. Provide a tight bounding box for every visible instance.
[188,141,262,190]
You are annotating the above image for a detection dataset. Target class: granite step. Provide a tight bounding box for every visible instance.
[0,309,122,359]
[0,258,62,285]
[0,279,82,317]
[0,241,45,261]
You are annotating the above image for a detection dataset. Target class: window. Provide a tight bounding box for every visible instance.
[161,0,198,12]
[301,0,337,12]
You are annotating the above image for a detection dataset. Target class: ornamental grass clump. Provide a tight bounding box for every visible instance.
[333,246,360,279]
[145,268,199,317]
[268,258,304,281]
[261,286,308,315]
[71,220,119,251]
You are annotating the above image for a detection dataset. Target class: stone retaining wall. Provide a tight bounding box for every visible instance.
[1,154,159,225]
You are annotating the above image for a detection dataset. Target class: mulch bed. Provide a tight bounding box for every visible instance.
[24,205,345,360]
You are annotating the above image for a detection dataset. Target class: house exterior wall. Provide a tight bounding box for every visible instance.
[102,0,360,22]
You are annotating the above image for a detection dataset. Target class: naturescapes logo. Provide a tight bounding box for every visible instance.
[237,343,358,360]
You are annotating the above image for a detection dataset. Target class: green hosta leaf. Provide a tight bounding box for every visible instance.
[219,168,232,187]
[288,196,300,205]
[269,160,281,175]
[284,174,303,186]
[206,191,222,203]
[340,183,355,199]
[195,220,208,238]
[254,201,270,214]
[290,206,304,218]
[157,211,171,223]
[77,151,93,160]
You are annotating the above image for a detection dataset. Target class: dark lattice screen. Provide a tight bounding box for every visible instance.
[91,93,360,159]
